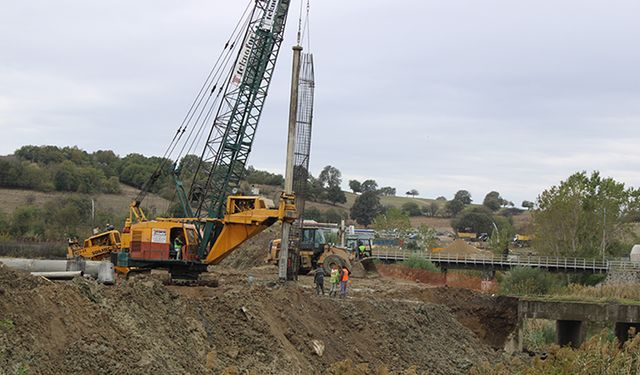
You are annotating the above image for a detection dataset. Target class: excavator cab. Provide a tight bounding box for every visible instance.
[301,228,326,255]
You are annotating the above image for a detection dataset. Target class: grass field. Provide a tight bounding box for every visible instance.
[0,184,171,217]
[0,183,531,234]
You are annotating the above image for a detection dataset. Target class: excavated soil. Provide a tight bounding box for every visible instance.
[218,225,280,269]
[0,263,516,375]
[379,286,518,350]
[437,240,491,256]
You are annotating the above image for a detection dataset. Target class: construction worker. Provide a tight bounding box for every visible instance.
[329,264,340,297]
[173,236,184,260]
[358,242,367,258]
[314,265,325,296]
[339,265,350,298]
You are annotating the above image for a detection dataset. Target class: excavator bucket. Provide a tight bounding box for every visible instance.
[356,258,378,274]
[349,261,366,278]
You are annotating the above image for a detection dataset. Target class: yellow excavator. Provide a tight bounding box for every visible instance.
[69,195,295,278]
[266,224,375,277]
[68,0,299,280]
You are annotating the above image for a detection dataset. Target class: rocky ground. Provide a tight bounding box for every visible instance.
[0,260,520,375]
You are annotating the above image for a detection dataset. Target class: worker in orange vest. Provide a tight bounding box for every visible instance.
[339,266,350,298]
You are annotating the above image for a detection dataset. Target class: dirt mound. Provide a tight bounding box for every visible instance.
[381,286,518,350]
[0,265,501,374]
[218,224,280,269]
[438,240,489,256]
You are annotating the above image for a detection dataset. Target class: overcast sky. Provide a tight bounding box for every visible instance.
[2,0,640,205]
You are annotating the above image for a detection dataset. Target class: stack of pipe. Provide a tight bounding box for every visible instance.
[0,258,114,284]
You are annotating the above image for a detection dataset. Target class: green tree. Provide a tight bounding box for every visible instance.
[350,191,383,227]
[324,208,346,224]
[521,200,535,209]
[417,224,439,250]
[422,202,439,217]
[318,165,342,189]
[349,180,362,194]
[10,206,45,239]
[454,190,472,204]
[361,179,378,193]
[533,171,638,258]
[245,166,284,186]
[44,196,92,239]
[76,167,106,193]
[378,186,396,196]
[373,207,411,231]
[0,211,10,234]
[302,207,323,221]
[500,267,559,296]
[305,176,326,201]
[326,185,347,205]
[405,189,419,197]
[483,191,505,211]
[103,176,122,194]
[488,215,515,255]
[445,199,465,217]
[401,201,422,216]
[92,150,120,177]
[451,206,494,234]
[53,161,80,192]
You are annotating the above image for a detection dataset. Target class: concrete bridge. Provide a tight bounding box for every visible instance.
[517,299,640,349]
[372,249,640,275]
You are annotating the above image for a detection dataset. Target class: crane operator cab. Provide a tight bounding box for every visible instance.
[126,223,199,262]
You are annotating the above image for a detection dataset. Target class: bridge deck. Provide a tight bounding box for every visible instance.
[372,250,640,274]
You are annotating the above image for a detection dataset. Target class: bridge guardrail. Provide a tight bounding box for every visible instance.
[371,250,640,272]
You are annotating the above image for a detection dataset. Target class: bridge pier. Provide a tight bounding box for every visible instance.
[520,300,640,350]
[556,320,586,348]
[614,323,640,344]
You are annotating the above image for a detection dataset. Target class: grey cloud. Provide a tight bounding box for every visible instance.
[2,0,640,206]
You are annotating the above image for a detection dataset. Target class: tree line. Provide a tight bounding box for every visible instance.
[0,145,288,198]
[0,196,121,242]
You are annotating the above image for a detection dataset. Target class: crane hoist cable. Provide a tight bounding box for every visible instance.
[174,13,252,165]
[172,2,255,164]
[132,1,256,208]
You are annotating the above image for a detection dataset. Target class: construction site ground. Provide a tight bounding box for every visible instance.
[0,257,520,375]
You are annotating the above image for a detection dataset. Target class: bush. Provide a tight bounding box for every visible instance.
[472,332,640,375]
[0,241,66,259]
[401,201,422,216]
[500,267,562,296]
[555,283,640,302]
[522,319,556,352]
[401,256,440,272]
[10,205,45,239]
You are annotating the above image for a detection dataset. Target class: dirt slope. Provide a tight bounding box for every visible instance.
[217,225,280,269]
[0,265,503,375]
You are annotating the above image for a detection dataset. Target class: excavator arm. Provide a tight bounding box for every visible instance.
[204,194,296,264]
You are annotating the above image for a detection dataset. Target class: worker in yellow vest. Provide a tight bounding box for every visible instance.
[329,264,340,297]
[358,242,367,258]
[173,236,184,260]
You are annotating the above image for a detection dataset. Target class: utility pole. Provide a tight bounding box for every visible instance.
[279,45,303,281]
[601,206,607,262]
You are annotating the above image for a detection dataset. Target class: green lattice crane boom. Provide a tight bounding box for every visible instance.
[178,0,292,259]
